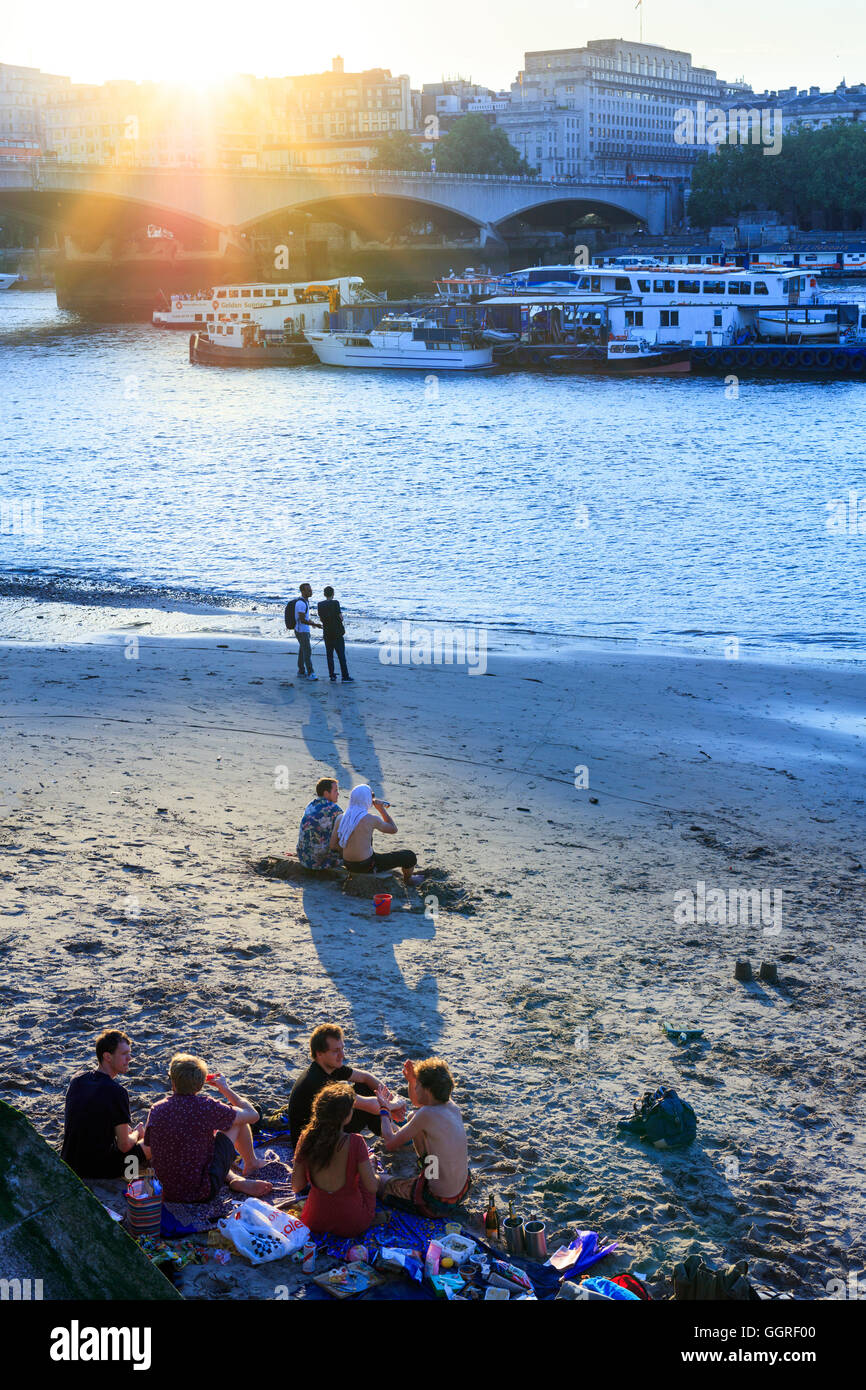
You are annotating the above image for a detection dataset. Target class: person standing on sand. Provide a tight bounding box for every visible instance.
[61,1029,148,1179]
[144,1054,273,1203]
[317,585,353,683]
[330,783,424,887]
[378,1058,471,1219]
[287,582,322,681]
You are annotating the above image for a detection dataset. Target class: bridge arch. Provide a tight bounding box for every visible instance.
[238,191,487,239]
[493,195,648,232]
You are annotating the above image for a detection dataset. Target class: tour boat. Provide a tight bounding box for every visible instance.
[153,276,365,329]
[305,315,495,371]
[434,268,502,301]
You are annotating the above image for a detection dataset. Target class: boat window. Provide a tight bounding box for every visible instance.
[242,312,250,320]
[625,310,644,326]
[614,276,632,291]
[753,281,769,295]
[702,280,725,292]
[727,282,743,295]
[660,310,679,327]
[677,279,700,293]
[653,279,675,292]
[714,311,723,327]
[637,278,650,292]
[687,255,700,264]
[279,288,288,296]
[253,289,263,297]
[216,290,227,298]
[229,290,238,298]
[195,314,202,321]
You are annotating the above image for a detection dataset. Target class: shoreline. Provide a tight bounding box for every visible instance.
[2,607,864,1298]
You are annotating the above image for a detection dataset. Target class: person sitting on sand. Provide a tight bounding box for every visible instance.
[296,777,343,871]
[61,1029,148,1180]
[330,784,424,887]
[287,1022,406,1148]
[290,1083,378,1238]
[378,1058,471,1220]
[144,1053,273,1204]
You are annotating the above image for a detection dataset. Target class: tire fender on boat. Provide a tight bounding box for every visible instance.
[783,349,799,367]
[815,349,832,368]
[799,349,815,368]
[849,352,866,372]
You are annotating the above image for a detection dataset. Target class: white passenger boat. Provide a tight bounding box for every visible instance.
[153,276,365,329]
[306,315,495,371]
[0,272,19,291]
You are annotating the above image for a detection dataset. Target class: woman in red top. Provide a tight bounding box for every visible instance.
[291,1083,378,1238]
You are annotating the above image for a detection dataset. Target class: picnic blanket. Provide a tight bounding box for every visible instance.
[158,1150,293,1236]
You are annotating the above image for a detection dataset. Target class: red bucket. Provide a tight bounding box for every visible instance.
[373,893,392,917]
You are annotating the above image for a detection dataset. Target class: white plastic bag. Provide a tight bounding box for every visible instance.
[217,1197,310,1264]
[237,1197,309,1255]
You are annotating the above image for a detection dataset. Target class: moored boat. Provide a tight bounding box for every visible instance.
[189,321,314,367]
[306,315,494,371]
[606,337,691,374]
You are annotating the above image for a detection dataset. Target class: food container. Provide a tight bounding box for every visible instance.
[301,1241,316,1273]
[125,1181,162,1237]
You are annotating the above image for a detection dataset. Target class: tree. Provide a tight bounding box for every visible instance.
[435,114,533,176]
[370,132,430,172]
[686,120,866,229]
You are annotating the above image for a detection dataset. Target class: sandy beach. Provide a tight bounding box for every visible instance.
[1,599,864,1299]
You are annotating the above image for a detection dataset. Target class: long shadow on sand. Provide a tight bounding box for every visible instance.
[302,883,444,1056]
[284,677,385,793]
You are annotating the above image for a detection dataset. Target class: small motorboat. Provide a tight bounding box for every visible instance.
[605,337,691,374]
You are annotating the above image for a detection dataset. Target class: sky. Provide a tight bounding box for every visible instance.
[4,0,864,96]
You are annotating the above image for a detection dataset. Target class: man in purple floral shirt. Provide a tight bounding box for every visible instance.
[144,1054,273,1204]
[296,777,342,870]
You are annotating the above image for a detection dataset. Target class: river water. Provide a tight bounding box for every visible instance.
[2,289,865,661]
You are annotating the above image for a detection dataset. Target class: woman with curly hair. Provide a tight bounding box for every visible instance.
[291,1082,378,1237]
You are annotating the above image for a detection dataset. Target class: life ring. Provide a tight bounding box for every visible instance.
[815,348,832,368]
[799,349,815,368]
[768,350,783,368]
[783,349,799,367]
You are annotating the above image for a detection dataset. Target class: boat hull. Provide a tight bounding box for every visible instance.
[188,333,314,367]
[307,334,494,371]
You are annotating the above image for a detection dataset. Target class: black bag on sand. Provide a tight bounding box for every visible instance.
[672,1254,761,1301]
[617,1085,697,1149]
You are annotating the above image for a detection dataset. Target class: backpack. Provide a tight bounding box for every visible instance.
[284,597,302,632]
[618,1085,697,1150]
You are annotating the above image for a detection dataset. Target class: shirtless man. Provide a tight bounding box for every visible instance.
[377,1058,471,1218]
[330,783,423,887]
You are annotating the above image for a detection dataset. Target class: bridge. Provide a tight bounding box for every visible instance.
[1,161,670,239]
[0,162,671,314]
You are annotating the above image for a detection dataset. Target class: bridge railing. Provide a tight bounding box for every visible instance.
[20,158,664,191]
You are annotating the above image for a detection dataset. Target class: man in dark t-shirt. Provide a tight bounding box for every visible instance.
[317,586,352,683]
[288,1022,405,1146]
[61,1029,147,1179]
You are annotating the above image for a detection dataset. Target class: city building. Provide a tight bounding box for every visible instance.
[280,59,415,144]
[723,81,866,131]
[510,38,730,181]
[0,62,70,158]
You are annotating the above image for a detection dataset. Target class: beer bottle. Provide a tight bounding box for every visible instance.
[508,1199,516,1223]
[484,1193,499,1241]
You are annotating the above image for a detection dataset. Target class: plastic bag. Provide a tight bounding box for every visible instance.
[236,1197,309,1254]
[218,1198,309,1265]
